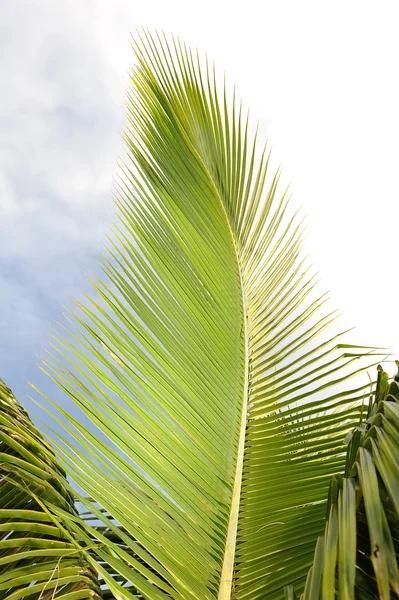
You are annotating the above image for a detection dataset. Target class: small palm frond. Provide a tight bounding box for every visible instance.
[285,362,399,599]
[4,30,388,599]
[0,379,101,599]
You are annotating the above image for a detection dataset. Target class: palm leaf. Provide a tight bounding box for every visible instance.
[18,30,387,598]
[287,363,399,599]
[0,379,101,599]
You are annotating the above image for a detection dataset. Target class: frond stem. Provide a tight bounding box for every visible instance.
[217,254,248,600]
[168,115,249,600]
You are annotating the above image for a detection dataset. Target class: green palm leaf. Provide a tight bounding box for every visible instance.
[0,379,101,599]
[8,30,387,598]
[288,363,399,599]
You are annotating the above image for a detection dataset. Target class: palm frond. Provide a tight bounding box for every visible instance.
[15,30,388,599]
[0,379,101,599]
[285,362,399,599]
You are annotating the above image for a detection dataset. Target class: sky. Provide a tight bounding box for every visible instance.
[1,0,398,415]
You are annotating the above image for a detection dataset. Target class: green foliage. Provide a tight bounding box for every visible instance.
[1,31,396,600]
[285,363,399,599]
[0,379,101,599]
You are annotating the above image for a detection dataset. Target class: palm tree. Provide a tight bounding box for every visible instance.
[1,31,398,599]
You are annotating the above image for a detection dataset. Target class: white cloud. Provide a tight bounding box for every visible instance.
[1,0,398,406]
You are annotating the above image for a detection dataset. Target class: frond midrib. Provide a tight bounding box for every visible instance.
[217,258,248,600]
[182,136,249,600]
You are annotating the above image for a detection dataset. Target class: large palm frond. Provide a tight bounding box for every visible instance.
[17,31,387,599]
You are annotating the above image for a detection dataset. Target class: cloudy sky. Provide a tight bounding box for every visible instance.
[1,0,398,415]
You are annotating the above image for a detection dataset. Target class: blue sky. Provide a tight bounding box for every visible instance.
[1,0,398,423]
[1,2,125,412]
